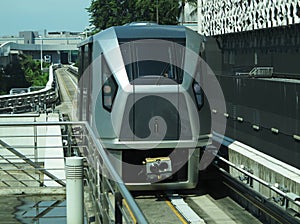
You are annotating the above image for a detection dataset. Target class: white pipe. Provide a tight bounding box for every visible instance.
[66,157,84,224]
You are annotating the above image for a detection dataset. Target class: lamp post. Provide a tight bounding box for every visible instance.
[181,0,185,25]
[38,35,43,71]
[83,25,95,39]
[156,0,159,24]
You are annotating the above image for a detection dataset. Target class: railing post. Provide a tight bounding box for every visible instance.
[67,126,72,156]
[101,176,110,224]
[34,117,37,163]
[115,192,123,224]
[66,157,84,224]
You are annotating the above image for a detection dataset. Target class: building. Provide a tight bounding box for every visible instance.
[0,30,83,68]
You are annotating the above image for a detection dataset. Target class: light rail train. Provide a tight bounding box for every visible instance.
[77,23,211,190]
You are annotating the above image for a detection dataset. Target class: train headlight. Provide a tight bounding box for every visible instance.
[103,85,111,94]
[102,76,118,111]
[193,81,203,110]
[144,157,172,181]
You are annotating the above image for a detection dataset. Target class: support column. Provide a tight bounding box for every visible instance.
[66,157,84,224]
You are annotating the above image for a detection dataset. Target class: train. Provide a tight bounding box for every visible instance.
[77,23,211,190]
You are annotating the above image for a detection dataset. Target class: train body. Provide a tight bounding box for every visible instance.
[77,23,211,190]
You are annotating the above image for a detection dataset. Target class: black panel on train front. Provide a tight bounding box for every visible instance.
[119,93,192,141]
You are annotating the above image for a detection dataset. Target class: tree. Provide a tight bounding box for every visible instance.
[87,0,179,31]
[19,54,49,87]
[0,58,30,94]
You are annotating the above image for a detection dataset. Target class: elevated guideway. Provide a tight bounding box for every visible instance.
[0,64,59,114]
[55,66,78,120]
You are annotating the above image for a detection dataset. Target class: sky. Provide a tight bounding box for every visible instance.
[0,0,92,36]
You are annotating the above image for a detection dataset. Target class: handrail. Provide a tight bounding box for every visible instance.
[249,67,273,77]
[67,65,78,75]
[84,123,148,223]
[235,67,274,77]
[0,114,40,118]
[0,139,65,187]
[0,117,66,189]
[0,120,148,223]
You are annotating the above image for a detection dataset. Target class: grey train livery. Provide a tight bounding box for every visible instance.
[77,23,211,190]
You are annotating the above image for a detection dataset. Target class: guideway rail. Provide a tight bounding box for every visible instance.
[0,119,147,223]
[214,156,300,224]
[211,133,300,224]
[214,155,300,210]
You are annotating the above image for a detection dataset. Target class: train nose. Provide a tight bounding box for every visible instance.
[120,94,192,141]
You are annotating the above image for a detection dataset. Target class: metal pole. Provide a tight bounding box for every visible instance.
[0,139,65,186]
[34,116,37,163]
[40,37,43,71]
[156,0,159,24]
[115,192,123,224]
[181,0,185,25]
[66,157,84,224]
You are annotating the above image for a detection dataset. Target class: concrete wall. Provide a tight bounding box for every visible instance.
[215,75,300,169]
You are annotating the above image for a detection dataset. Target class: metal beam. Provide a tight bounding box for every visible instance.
[0,139,65,187]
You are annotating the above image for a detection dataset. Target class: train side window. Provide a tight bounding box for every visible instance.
[82,45,87,72]
[120,43,134,81]
[78,50,81,78]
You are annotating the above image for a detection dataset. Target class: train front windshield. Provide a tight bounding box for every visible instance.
[120,39,185,84]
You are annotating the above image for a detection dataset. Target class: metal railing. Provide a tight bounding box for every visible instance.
[0,114,66,188]
[67,65,78,75]
[78,123,147,224]
[0,115,147,223]
[249,67,273,77]
[235,67,274,77]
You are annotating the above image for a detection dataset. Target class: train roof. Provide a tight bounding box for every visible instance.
[114,24,187,40]
[78,24,188,47]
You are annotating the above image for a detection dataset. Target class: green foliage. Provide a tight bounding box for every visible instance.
[19,54,49,87]
[0,58,29,95]
[0,90,7,95]
[32,72,49,86]
[87,0,179,31]
[0,54,49,95]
